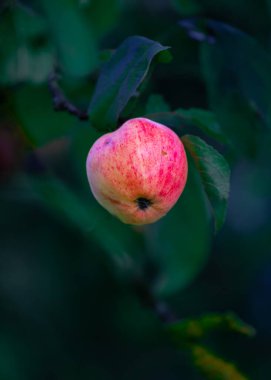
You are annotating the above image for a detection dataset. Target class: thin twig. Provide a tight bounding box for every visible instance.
[48,69,89,121]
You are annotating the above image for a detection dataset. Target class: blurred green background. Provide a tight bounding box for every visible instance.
[1,0,271,379]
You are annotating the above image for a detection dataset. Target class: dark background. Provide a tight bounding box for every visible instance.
[1,0,271,379]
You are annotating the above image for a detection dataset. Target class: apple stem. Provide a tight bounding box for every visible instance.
[48,68,89,121]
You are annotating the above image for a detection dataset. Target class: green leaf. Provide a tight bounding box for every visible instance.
[28,176,145,274]
[147,157,211,296]
[144,109,226,143]
[88,36,170,131]
[182,135,230,231]
[83,0,122,39]
[167,312,255,344]
[145,94,170,114]
[167,311,254,379]
[200,20,271,155]
[143,112,186,134]
[175,108,227,143]
[13,84,76,146]
[191,345,249,380]
[39,0,98,77]
[70,124,101,186]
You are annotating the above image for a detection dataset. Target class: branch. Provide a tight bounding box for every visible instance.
[48,69,89,121]
[134,279,177,324]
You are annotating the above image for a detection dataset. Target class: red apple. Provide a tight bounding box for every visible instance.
[86,117,188,225]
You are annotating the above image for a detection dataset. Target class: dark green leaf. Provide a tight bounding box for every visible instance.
[147,157,211,296]
[70,124,101,186]
[88,36,169,131]
[145,94,170,114]
[143,112,185,133]
[39,0,98,77]
[167,312,255,344]
[156,49,173,63]
[83,0,122,39]
[200,20,271,155]
[13,84,75,146]
[182,134,230,231]
[175,108,227,143]
[144,109,226,143]
[191,345,249,380]
[29,176,145,275]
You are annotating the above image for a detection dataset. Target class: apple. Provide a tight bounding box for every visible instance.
[86,117,188,225]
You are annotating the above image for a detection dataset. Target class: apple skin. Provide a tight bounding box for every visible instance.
[86,117,188,225]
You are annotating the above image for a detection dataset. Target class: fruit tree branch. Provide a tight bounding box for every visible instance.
[48,69,89,121]
[134,279,177,324]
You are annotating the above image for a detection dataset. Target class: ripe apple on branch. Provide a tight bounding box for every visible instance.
[86,118,188,225]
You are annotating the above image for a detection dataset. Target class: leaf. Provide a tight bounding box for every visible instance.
[88,36,170,131]
[70,124,101,186]
[175,108,227,143]
[83,0,122,39]
[144,109,226,143]
[13,84,76,147]
[39,0,98,77]
[182,134,230,231]
[166,311,255,380]
[200,20,271,155]
[191,345,249,380]
[145,94,170,114]
[28,176,145,275]
[146,157,211,296]
[144,112,186,134]
[167,312,256,344]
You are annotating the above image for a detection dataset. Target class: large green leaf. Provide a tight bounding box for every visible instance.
[175,108,227,143]
[144,109,226,143]
[13,84,76,146]
[182,135,230,231]
[143,112,187,135]
[200,20,271,155]
[88,36,169,131]
[39,0,98,77]
[146,158,211,296]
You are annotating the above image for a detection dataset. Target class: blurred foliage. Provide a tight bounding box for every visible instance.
[167,312,255,379]
[0,7,54,84]
[191,345,248,380]
[167,312,255,344]
[13,84,76,145]
[200,20,271,157]
[1,0,271,379]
